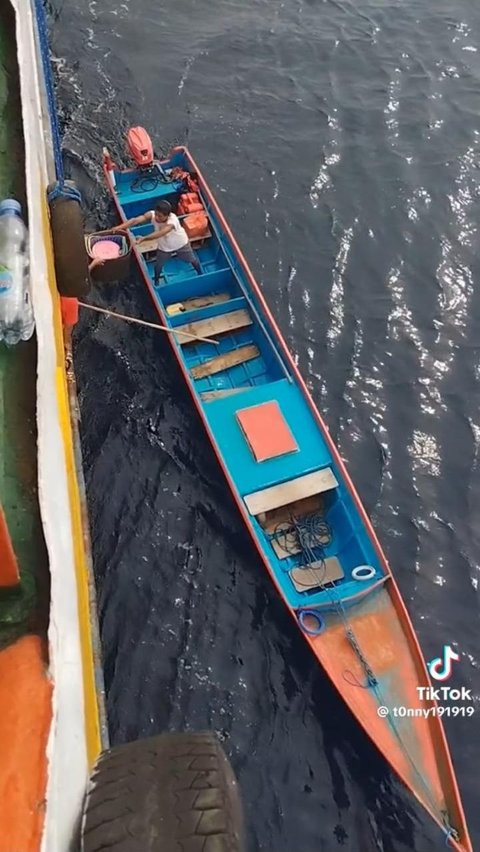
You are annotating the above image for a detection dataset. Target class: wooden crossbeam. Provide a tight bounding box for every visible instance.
[200,387,252,401]
[289,556,344,592]
[244,468,338,516]
[258,494,324,533]
[166,293,230,316]
[176,309,252,345]
[136,237,158,254]
[190,344,259,379]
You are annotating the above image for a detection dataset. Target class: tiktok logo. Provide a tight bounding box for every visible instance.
[428,645,460,682]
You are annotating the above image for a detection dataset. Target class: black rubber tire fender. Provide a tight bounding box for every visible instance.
[48,181,90,298]
[81,731,245,852]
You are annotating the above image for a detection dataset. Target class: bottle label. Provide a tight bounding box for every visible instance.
[0,264,13,294]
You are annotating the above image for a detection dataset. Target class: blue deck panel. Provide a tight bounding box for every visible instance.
[115,178,185,213]
[203,379,333,496]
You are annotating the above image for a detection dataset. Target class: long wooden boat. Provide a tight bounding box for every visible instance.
[103,141,472,851]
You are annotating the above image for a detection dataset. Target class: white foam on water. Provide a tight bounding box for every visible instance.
[300,286,317,378]
[309,163,331,204]
[405,186,432,223]
[178,52,209,95]
[452,21,471,40]
[271,168,279,200]
[385,69,401,138]
[386,263,425,358]
[341,318,390,494]
[285,264,297,332]
[437,246,473,334]
[326,225,353,347]
[408,430,442,477]
[309,108,341,208]
[386,264,451,416]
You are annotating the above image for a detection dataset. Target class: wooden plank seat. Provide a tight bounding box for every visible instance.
[175,309,252,346]
[289,556,344,592]
[136,237,159,255]
[166,293,230,316]
[258,494,324,533]
[190,344,260,380]
[200,387,252,401]
[244,467,338,517]
[189,228,212,248]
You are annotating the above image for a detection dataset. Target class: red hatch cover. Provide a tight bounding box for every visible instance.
[236,401,299,462]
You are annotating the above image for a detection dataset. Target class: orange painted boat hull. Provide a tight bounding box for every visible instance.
[306,587,471,852]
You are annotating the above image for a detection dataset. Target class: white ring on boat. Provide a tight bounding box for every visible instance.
[352,565,376,581]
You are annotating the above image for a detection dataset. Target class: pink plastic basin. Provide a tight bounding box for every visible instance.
[91,239,121,260]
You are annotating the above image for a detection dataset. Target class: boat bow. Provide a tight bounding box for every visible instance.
[308,585,470,851]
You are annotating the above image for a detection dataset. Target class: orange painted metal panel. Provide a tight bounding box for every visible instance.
[0,635,52,852]
[0,504,19,588]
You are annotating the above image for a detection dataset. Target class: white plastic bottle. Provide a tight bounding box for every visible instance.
[0,198,34,345]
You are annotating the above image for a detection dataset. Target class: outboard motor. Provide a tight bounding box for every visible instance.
[126,127,154,168]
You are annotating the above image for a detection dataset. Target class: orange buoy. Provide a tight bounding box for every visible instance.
[60,296,79,327]
[0,504,19,588]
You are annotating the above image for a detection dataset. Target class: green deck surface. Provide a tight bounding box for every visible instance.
[0,5,49,648]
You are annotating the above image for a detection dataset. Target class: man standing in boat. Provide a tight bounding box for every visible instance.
[111,200,201,285]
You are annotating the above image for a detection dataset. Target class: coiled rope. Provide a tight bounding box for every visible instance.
[32,0,81,204]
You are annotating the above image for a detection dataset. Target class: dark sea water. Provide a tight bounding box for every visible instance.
[51,0,479,848]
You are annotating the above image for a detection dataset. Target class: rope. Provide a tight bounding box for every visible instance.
[443,817,460,846]
[328,592,378,687]
[33,0,82,203]
[270,511,332,562]
[47,182,82,204]
[130,175,161,194]
[130,164,172,193]
[345,625,378,687]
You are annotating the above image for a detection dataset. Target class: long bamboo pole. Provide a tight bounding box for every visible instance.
[78,302,219,346]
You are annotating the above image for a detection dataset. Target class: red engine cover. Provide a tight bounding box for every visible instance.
[126,127,154,167]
